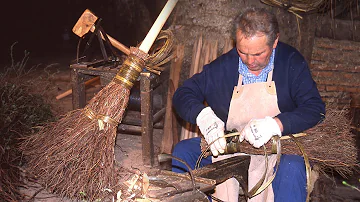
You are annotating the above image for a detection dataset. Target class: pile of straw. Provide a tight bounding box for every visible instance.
[0,82,54,201]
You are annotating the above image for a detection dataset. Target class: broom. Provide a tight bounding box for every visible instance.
[20,0,178,201]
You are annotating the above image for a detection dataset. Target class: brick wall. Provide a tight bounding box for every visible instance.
[311,37,360,109]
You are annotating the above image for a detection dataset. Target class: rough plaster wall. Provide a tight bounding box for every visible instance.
[311,37,360,109]
[316,16,360,42]
[171,0,315,84]
[299,13,319,64]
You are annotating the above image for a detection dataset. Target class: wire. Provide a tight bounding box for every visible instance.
[158,153,197,192]
[195,131,242,169]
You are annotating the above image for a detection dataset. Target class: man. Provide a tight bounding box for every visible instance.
[171,7,325,202]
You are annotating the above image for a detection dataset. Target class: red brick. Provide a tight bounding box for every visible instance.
[336,86,345,91]
[312,70,334,77]
[314,38,335,49]
[333,41,360,52]
[334,64,360,73]
[315,79,335,85]
[315,37,360,52]
[316,84,326,91]
[311,37,360,98]
[339,81,359,86]
[326,85,338,92]
[344,73,354,79]
[345,87,359,93]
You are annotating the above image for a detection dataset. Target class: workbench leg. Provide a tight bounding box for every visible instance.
[71,69,86,109]
[140,72,154,166]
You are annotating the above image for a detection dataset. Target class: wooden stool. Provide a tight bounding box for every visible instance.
[70,61,168,166]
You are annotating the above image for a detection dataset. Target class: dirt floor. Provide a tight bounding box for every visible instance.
[8,52,360,202]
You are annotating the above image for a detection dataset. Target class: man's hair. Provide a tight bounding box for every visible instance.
[234,7,279,46]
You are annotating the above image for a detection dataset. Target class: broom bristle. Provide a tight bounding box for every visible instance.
[21,81,130,201]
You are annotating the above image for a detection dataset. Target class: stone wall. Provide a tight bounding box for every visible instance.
[311,37,360,109]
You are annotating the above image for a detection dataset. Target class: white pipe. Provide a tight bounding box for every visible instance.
[139,0,178,53]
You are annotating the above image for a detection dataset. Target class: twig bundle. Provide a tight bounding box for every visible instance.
[21,62,136,201]
[201,104,359,177]
[261,0,357,18]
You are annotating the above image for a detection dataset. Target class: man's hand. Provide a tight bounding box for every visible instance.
[196,107,226,156]
[240,116,282,148]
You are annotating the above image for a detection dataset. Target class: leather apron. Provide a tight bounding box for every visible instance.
[212,70,280,202]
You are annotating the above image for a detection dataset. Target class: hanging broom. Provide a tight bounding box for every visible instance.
[20,0,178,201]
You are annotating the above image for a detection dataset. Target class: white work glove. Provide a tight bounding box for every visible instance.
[196,107,226,156]
[240,116,282,148]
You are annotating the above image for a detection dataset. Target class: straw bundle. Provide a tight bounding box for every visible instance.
[201,103,359,177]
[261,0,325,14]
[261,0,357,18]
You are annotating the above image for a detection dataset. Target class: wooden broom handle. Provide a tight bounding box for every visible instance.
[89,26,130,55]
[56,76,100,100]
[139,0,178,53]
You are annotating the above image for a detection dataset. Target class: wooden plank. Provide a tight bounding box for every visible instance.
[171,45,184,145]
[161,45,184,154]
[211,40,218,62]
[223,38,234,54]
[180,36,203,140]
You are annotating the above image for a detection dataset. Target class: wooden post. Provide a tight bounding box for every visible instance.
[71,69,87,109]
[140,72,154,166]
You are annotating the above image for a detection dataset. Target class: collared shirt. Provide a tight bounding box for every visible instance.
[238,49,275,84]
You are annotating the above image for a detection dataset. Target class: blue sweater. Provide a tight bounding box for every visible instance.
[173,42,325,135]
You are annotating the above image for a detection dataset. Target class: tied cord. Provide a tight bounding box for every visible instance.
[248,135,311,200]
[247,136,281,198]
[84,107,118,130]
[130,46,149,61]
[289,134,311,202]
[145,29,175,75]
[113,46,148,89]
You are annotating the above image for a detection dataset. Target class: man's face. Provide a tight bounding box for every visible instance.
[235,31,278,73]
